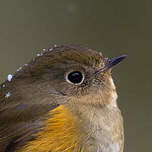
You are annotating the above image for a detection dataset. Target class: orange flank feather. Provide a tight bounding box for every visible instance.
[17,105,85,152]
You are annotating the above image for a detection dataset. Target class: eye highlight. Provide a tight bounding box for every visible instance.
[66,71,84,85]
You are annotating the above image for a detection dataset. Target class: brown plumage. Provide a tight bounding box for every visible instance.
[0,45,126,152]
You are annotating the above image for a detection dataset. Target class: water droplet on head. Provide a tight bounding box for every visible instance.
[5,92,11,98]
[49,48,53,51]
[8,74,13,82]
[16,67,22,72]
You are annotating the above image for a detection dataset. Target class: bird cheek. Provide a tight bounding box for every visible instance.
[56,82,76,96]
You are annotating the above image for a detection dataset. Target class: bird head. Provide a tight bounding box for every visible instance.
[0,45,127,110]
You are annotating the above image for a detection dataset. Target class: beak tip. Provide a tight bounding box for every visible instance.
[103,54,127,71]
[118,54,127,62]
[121,54,127,59]
[109,54,127,64]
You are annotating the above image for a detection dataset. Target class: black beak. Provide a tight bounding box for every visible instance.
[102,55,127,72]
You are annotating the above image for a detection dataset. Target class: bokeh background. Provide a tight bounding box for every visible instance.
[0,1,151,151]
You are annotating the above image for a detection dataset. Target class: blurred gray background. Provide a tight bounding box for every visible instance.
[0,0,151,151]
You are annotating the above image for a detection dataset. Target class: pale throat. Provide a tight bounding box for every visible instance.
[107,77,118,108]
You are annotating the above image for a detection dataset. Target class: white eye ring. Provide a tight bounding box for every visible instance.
[65,71,85,85]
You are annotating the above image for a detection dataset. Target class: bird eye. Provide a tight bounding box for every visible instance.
[66,71,84,84]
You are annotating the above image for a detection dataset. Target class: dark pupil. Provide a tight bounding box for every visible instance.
[68,71,83,84]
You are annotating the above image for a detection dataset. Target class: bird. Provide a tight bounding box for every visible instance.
[0,45,126,152]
